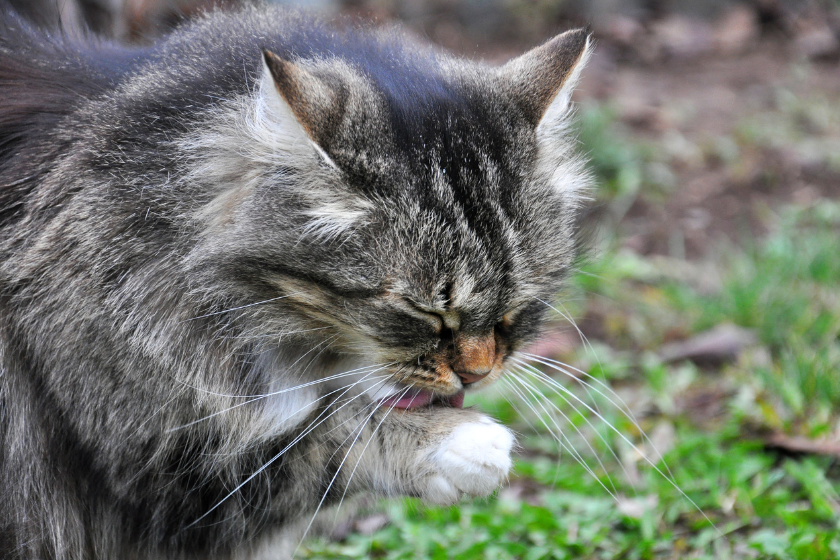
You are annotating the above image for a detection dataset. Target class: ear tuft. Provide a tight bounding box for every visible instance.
[502,29,592,127]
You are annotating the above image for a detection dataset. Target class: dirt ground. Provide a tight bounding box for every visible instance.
[582,35,840,259]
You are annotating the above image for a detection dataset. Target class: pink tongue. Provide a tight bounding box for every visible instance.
[382,389,433,409]
[445,392,465,408]
[380,389,464,410]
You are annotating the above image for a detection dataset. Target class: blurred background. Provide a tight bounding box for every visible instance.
[13,0,840,557]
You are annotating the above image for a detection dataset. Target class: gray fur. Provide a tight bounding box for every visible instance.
[0,5,591,559]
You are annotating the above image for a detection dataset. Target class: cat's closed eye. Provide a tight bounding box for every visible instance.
[397,296,446,332]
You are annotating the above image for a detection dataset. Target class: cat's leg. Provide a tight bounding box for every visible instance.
[279,395,514,515]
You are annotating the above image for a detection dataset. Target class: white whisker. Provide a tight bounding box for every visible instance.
[509,367,619,496]
[284,334,340,375]
[294,384,413,556]
[534,297,598,367]
[519,352,673,471]
[227,325,334,340]
[175,362,393,400]
[504,373,616,499]
[511,363,635,491]
[509,358,717,531]
[533,296,608,418]
[167,363,394,432]
[185,373,391,528]
[502,377,597,485]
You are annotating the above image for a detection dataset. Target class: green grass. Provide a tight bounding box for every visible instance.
[574,202,840,435]
[302,438,840,559]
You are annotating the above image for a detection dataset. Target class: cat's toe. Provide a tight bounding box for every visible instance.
[422,474,462,505]
[426,418,514,501]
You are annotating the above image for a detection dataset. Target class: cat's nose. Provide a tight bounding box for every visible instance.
[452,333,496,384]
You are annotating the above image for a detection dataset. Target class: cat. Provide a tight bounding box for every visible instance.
[0,4,592,559]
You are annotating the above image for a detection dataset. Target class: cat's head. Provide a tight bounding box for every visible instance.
[190,27,592,407]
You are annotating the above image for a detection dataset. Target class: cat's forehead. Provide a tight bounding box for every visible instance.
[315,55,527,180]
[382,80,520,156]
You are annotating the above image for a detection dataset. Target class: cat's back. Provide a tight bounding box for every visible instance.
[98,7,454,127]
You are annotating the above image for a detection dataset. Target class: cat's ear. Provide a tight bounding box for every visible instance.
[260,49,346,157]
[501,29,592,129]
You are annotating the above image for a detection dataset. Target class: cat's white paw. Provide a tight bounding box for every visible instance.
[422,417,514,505]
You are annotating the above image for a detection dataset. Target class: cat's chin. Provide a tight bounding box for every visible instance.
[379,388,465,410]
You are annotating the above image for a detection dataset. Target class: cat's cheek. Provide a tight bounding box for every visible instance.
[420,417,515,505]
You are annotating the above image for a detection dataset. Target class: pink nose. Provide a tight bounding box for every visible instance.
[452,333,496,384]
[456,371,487,385]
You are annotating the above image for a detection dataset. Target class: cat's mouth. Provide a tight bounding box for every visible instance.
[378,388,464,410]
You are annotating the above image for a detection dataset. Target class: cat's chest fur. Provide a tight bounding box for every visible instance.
[0,5,591,559]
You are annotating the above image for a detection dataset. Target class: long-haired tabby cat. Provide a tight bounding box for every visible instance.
[0,4,592,559]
